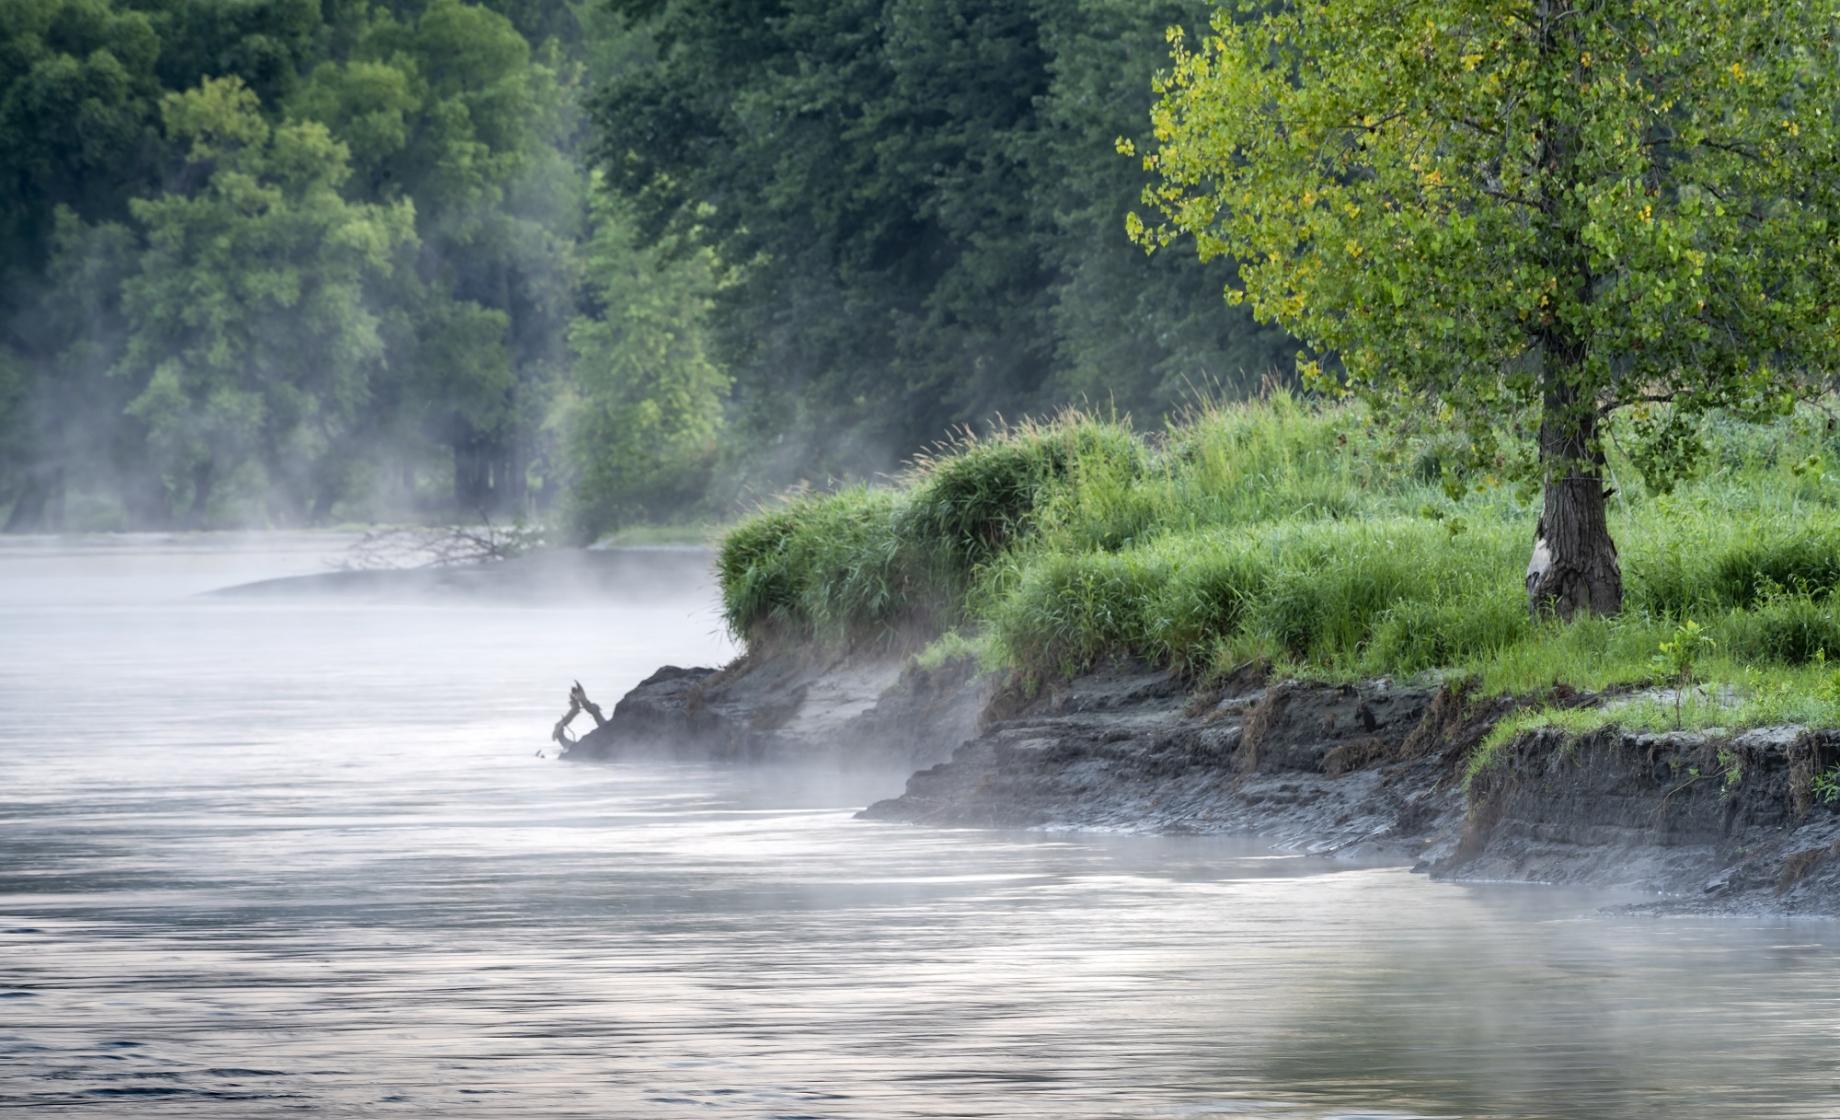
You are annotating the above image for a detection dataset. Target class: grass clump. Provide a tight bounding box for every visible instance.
[904,414,1144,569]
[717,488,941,647]
[913,628,1002,673]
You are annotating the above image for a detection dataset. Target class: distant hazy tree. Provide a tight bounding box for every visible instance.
[0,346,30,529]
[0,0,613,530]
[118,76,414,523]
[1133,0,1840,618]
[293,0,582,514]
[135,0,327,107]
[1030,0,1295,415]
[596,0,1300,492]
[563,186,727,538]
[0,0,167,527]
[0,0,164,271]
[6,211,148,528]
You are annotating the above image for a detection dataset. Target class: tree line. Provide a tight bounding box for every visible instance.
[0,0,1294,536]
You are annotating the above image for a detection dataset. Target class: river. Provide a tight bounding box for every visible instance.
[2,535,1838,1118]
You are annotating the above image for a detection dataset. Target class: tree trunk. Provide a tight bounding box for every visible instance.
[4,473,48,533]
[454,438,484,514]
[46,466,64,530]
[187,460,215,530]
[503,437,526,514]
[1526,377,1621,620]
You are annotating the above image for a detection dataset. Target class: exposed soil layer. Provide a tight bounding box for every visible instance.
[862,669,1465,860]
[573,653,1840,914]
[1435,725,1840,914]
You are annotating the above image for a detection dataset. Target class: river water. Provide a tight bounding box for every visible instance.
[2,535,1838,1119]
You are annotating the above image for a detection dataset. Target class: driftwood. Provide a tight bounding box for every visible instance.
[550,680,607,751]
[336,520,545,572]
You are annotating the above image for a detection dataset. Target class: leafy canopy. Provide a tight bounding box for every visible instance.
[564,185,729,535]
[120,75,415,516]
[1131,0,1840,464]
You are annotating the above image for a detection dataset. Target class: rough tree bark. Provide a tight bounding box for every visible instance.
[185,460,215,530]
[1527,374,1622,620]
[3,468,52,532]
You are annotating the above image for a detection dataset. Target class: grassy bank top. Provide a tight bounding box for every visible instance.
[716,394,1840,730]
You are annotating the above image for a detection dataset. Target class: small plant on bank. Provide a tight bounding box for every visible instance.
[1717,746,1744,798]
[1652,619,1716,729]
[1812,764,1840,807]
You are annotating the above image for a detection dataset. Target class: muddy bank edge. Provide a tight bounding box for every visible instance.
[569,653,1840,915]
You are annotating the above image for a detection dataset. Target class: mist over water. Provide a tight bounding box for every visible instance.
[3,536,1840,1118]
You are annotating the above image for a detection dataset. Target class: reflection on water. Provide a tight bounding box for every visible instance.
[2,536,1839,1118]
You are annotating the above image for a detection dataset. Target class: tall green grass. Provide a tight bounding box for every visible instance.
[717,414,1139,648]
[717,392,1840,719]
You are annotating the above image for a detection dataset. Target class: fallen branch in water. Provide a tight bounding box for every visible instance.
[335,520,546,571]
[551,680,607,752]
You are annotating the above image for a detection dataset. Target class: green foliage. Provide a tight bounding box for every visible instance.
[904,416,1144,570]
[290,0,584,516]
[1812,765,1840,807]
[564,188,727,538]
[1134,1,1840,459]
[1626,408,1706,497]
[716,505,806,640]
[118,75,416,521]
[716,488,948,649]
[593,0,1295,492]
[1632,520,1840,616]
[0,0,723,530]
[1716,745,1744,795]
[1652,619,1715,686]
[1716,595,1840,666]
[1132,0,1840,620]
[717,411,1149,649]
[985,546,1169,678]
[1650,617,1716,727]
[913,629,997,673]
[0,0,163,266]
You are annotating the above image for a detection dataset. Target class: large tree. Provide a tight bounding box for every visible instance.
[1133,0,1840,617]
[293,0,582,515]
[119,76,414,523]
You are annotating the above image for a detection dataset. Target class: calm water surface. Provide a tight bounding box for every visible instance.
[2,535,1838,1118]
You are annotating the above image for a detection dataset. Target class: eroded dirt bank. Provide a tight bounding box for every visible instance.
[565,652,989,769]
[569,653,1840,914]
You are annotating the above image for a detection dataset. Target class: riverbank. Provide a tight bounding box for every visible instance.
[571,651,1840,915]
[568,394,1840,914]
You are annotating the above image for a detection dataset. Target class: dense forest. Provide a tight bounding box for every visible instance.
[0,0,1293,536]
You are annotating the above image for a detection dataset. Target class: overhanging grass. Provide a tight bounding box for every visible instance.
[716,487,944,647]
